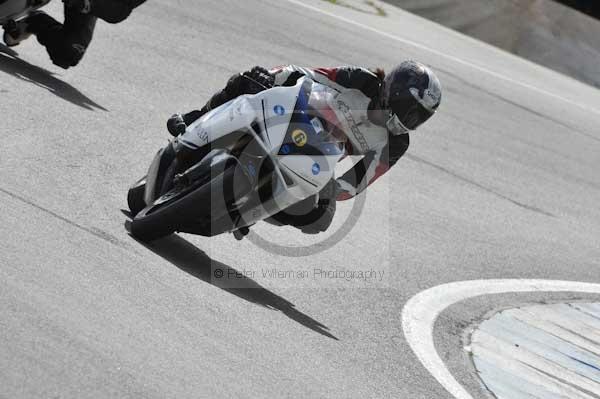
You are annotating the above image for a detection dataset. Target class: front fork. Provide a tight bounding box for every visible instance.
[143,137,213,205]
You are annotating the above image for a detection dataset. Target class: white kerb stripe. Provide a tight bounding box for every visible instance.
[401,279,600,399]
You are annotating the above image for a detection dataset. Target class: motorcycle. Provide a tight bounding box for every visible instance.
[127,77,370,242]
[0,0,51,28]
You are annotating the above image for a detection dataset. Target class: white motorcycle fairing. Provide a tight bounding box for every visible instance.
[175,77,347,229]
[131,77,364,240]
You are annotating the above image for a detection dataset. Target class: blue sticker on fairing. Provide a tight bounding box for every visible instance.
[312,163,321,175]
[280,144,291,155]
[273,105,285,116]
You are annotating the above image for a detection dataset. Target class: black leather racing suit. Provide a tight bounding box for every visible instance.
[26,0,146,69]
[174,65,410,234]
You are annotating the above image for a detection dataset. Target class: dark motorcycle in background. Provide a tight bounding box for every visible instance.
[1,0,51,34]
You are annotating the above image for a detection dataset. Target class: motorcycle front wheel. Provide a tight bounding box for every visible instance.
[130,160,251,241]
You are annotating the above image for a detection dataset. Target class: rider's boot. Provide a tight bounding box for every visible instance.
[167,114,187,137]
[3,17,34,47]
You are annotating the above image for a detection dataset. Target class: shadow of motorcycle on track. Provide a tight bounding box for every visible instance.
[127,227,339,340]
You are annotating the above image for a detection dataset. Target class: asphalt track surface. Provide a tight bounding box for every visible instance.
[1,0,599,398]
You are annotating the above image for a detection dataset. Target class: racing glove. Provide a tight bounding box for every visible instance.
[240,66,275,94]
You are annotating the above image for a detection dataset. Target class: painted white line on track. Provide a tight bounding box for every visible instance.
[401,280,600,399]
[283,0,600,117]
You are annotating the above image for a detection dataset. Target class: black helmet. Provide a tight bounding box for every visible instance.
[383,61,442,135]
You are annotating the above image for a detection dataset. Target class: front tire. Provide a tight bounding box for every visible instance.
[130,161,251,242]
[127,176,147,217]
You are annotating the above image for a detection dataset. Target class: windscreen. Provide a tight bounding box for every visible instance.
[277,80,345,157]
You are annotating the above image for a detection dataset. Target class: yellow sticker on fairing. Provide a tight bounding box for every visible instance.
[292,129,308,147]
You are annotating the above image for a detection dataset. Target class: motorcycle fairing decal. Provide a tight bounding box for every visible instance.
[310,117,325,135]
[311,163,321,175]
[291,129,308,147]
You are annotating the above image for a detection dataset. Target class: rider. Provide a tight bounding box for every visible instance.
[3,0,146,69]
[167,62,442,234]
